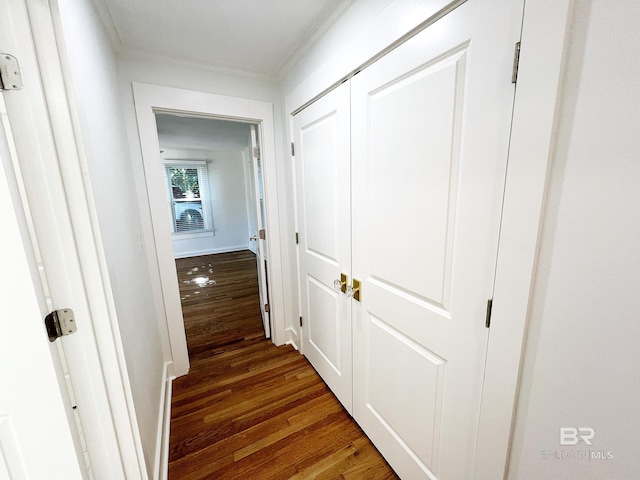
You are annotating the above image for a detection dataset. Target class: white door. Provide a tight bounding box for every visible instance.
[1,1,147,475]
[350,0,523,478]
[294,83,352,411]
[250,125,271,338]
[0,100,83,479]
[245,147,259,256]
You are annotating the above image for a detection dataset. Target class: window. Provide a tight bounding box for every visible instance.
[163,162,213,234]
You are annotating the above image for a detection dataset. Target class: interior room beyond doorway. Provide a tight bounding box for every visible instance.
[156,113,257,259]
[155,113,271,341]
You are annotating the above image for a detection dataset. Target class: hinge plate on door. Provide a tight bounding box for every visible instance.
[299,316,303,327]
[291,142,295,156]
[295,232,299,244]
[0,54,23,91]
[253,146,260,158]
[511,42,521,84]
[264,303,270,313]
[259,229,266,240]
[45,308,77,342]
[485,299,493,328]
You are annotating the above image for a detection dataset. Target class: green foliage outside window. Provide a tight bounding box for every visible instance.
[170,167,200,197]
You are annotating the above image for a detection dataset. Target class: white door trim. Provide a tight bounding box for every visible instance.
[285,0,573,477]
[132,82,285,376]
[474,1,573,478]
[2,0,147,478]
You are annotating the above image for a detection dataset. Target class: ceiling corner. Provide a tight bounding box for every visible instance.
[90,0,123,49]
[276,0,357,80]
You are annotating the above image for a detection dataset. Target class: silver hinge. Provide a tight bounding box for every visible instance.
[295,232,299,244]
[299,316,303,327]
[485,299,493,328]
[511,41,521,84]
[259,229,266,240]
[253,146,260,158]
[45,308,77,342]
[264,303,270,313]
[291,142,295,156]
[0,54,23,91]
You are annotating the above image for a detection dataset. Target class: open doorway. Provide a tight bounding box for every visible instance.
[154,113,272,352]
[132,82,284,377]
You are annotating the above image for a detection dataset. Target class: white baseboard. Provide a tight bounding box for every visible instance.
[286,327,300,352]
[173,244,251,259]
[153,362,174,480]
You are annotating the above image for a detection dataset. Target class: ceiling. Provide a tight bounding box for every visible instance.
[94,0,353,79]
[155,113,253,152]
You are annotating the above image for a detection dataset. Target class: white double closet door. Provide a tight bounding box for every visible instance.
[294,0,523,478]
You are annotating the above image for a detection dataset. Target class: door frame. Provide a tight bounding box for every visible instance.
[474,1,573,477]
[1,0,147,477]
[132,83,285,376]
[286,0,573,477]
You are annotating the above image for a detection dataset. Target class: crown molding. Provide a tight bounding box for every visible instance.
[277,0,356,80]
[90,0,123,49]
[118,45,280,83]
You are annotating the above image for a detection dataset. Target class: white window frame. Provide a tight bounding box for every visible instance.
[163,160,214,238]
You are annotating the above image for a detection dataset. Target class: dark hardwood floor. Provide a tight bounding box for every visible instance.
[169,250,399,479]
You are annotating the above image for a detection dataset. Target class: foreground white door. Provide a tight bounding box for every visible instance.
[351,0,524,478]
[294,83,352,411]
[250,125,271,338]
[0,103,83,479]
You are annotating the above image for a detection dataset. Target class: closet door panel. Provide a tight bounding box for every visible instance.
[294,82,352,411]
[351,0,524,478]
[367,54,461,308]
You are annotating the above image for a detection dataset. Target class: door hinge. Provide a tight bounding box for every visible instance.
[253,146,260,158]
[295,232,299,244]
[0,53,23,91]
[291,142,295,156]
[485,299,493,328]
[511,41,521,84]
[299,316,303,327]
[259,229,266,240]
[264,303,270,313]
[45,308,77,342]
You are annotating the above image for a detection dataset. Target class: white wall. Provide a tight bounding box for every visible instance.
[170,152,251,258]
[508,2,640,478]
[55,0,166,473]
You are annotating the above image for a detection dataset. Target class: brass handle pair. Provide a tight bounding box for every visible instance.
[333,274,361,301]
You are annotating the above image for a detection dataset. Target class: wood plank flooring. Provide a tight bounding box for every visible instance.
[169,250,399,479]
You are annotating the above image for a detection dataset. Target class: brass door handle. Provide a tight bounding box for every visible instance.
[333,273,348,294]
[346,278,361,302]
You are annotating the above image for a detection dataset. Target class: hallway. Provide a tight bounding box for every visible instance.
[168,250,398,479]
